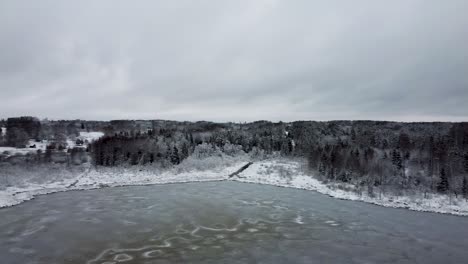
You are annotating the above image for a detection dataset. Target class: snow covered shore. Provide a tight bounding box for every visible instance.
[0,160,248,208]
[1,159,468,216]
[235,159,468,216]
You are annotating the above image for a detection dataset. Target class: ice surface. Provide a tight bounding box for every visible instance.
[1,182,468,264]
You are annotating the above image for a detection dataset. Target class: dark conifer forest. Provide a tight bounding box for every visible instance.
[1,117,468,198]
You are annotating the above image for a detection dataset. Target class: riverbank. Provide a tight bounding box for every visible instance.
[234,159,468,216]
[1,158,468,216]
[0,160,248,208]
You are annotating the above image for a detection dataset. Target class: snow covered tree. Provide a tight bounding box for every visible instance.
[391,149,403,171]
[170,146,180,165]
[464,153,468,173]
[181,142,190,160]
[398,132,411,151]
[462,177,468,200]
[437,168,449,193]
[288,139,294,153]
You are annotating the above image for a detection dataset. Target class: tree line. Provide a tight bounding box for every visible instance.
[2,117,468,198]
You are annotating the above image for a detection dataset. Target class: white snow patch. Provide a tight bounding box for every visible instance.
[67,131,104,149]
[0,139,49,156]
[0,147,32,156]
[79,131,104,142]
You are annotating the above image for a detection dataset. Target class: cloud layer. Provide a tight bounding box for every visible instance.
[1,0,467,122]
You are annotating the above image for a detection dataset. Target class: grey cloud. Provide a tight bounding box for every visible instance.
[1,0,467,122]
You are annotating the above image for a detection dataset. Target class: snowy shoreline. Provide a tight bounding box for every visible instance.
[0,161,246,209]
[1,159,468,216]
[235,160,468,216]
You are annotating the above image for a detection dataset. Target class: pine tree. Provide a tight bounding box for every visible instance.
[181,143,189,160]
[462,177,468,199]
[382,139,389,149]
[398,132,411,151]
[130,152,139,165]
[44,148,53,163]
[464,153,468,173]
[437,168,449,193]
[318,153,328,176]
[170,146,180,165]
[391,149,402,170]
[165,145,172,160]
[288,139,293,153]
[318,162,326,176]
[351,129,357,142]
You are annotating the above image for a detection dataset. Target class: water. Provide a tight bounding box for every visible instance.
[1,181,468,264]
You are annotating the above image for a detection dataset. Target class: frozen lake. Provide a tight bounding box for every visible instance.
[1,181,468,264]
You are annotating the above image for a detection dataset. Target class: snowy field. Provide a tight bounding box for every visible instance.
[1,158,468,216]
[0,140,49,156]
[0,131,104,157]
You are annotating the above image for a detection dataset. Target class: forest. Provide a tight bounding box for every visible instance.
[1,117,468,199]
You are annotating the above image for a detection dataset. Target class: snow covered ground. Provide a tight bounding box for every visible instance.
[234,159,468,216]
[0,131,104,157]
[1,158,468,216]
[0,140,48,156]
[0,156,248,208]
[67,132,105,149]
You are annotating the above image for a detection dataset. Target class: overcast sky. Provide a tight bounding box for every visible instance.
[1,1,467,122]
